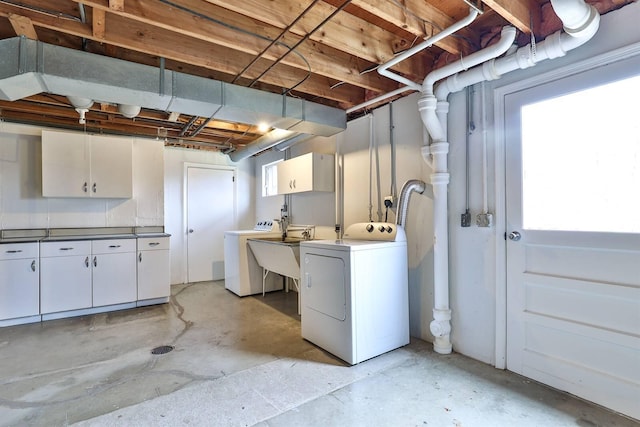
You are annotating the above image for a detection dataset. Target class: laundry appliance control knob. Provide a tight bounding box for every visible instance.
[366,224,374,232]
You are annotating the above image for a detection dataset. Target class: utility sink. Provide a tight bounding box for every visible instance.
[247,234,314,315]
[247,237,301,280]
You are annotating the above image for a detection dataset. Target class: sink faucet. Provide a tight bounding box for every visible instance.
[275,216,288,240]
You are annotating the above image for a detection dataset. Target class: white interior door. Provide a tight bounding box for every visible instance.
[187,166,235,282]
[504,57,640,419]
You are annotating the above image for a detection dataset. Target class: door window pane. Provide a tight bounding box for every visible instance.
[521,74,640,233]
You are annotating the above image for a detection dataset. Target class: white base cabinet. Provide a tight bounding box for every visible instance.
[40,241,92,314]
[40,239,137,314]
[92,239,137,307]
[0,243,40,322]
[137,237,170,301]
[2,234,170,327]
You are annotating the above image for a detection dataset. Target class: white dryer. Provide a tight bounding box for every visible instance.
[223,221,282,296]
[300,222,409,365]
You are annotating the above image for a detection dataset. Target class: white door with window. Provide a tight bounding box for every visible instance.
[504,56,640,419]
[186,166,236,283]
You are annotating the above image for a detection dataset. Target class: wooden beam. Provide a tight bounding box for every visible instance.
[204,0,424,75]
[481,0,538,34]
[0,3,372,107]
[109,0,125,12]
[350,0,477,55]
[92,7,106,39]
[72,0,399,93]
[8,13,38,39]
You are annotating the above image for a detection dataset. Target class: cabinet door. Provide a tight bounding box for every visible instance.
[41,130,90,197]
[92,252,137,307]
[40,255,92,313]
[276,159,294,194]
[137,249,170,300]
[0,258,39,320]
[89,135,133,198]
[277,155,312,194]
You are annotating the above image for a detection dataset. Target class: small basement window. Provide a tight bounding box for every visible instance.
[262,160,281,197]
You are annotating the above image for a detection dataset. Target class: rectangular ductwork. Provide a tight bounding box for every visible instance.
[0,37,346,137]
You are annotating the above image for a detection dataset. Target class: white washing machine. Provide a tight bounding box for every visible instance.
[224,221,283,296]
[300,222,409,365]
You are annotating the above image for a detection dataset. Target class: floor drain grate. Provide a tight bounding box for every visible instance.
[151,345,174,355]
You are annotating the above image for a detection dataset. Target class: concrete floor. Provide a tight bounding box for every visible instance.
[0,281,637,427]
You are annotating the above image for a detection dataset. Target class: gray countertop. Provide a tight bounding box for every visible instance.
[0,227,170,244]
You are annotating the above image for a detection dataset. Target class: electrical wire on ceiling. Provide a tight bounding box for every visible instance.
[232,0,322,84]
[157,0,312,96]
[248,0,354,92]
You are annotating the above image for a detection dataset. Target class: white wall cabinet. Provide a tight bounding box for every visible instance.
[0,243,40,321]
[277,152,334,194]
[92,239,137,307]
[41,130,133,198]
[137,237,170,301]
[40,241,92,314]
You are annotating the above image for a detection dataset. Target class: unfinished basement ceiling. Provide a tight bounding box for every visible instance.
[0,0,635,152]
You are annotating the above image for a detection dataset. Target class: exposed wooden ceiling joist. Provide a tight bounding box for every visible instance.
[0,0,634,152]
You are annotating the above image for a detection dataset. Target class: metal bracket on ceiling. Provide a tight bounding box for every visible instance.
[462,0,484,15]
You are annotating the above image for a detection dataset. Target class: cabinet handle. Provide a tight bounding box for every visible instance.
[85,256,89,268]
[31,260,36,272]
[148,242,160,247]
[83,182,88,193]
[5,250,23,253]
[92,182,97,193]
[93,256,97,267]
[59,247,74,251]
[292,179,296,188]
[289,180,293,189]
[109,245,121,248]
[139,252,143,263]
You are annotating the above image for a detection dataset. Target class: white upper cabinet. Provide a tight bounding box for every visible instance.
[88,135,133,198]
[277,152,334,195]
[41,130,133,198]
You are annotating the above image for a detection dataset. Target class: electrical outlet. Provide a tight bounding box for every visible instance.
[461,211,471,227]
[384,196,394,208]
[476,213,493,227]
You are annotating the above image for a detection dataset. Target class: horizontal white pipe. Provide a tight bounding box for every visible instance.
[434,10,600,101]
[423,26,517,96]
[345,86,412,114]
[378,8,479,91]
[346,7,479,115]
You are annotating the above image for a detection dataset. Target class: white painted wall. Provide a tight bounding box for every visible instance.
[163,147,254,284]
[0,122,164,229]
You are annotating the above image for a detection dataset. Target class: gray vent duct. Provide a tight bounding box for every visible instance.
[0,37,346,146]
[228,130,312,162]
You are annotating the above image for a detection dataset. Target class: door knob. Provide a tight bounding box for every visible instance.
[188,229,194,233]
[508,231,521,241]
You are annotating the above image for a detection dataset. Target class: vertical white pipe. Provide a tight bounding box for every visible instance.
[418,0,599,357]
[420,28,515,355]
[481,82,488,213]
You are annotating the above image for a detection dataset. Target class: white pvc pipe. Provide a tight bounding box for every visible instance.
[346,7,479,115]
[378,8,479,92]
[418,0,600,355]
